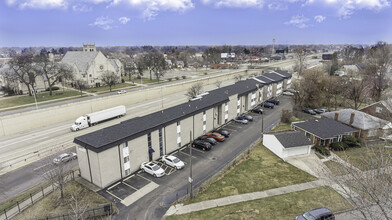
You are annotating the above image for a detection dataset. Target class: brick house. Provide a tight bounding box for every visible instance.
[292,118,358,147]
[359,100,392,122]
[322,109,392,141]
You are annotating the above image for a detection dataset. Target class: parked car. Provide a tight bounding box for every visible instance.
[296,208,335,220]
[205,132,226,142]
[302,109,317,115]
[263,102,274,109]
[213,129,230,137]
[197,135,218,145]
[251,108,263,114]
[314,109,329,114]
[234,116,248,124]
[162,155,184,170]
[140,162,165,177]
[53,152,77,164]
[267,99,280,105]
[242,115,253,121]
[284,89,298,93]
[117,90,127,94]
[192,140,212,151]
[283,91,294,96]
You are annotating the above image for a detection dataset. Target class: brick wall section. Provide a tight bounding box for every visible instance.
[360,102,392,122]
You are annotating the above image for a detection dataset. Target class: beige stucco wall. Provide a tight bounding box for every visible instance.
[193,112,204,138]
[0,69,254,137]
[98,146,122,188]
[165,122,178,153]
[180,116,193,146]
[228,95,238,120]
[87,149,101,187]
[128,135,149,174]
[76,146,91,183]
[206,108,214,132]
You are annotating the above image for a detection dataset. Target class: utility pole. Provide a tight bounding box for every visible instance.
[189,131,193,198]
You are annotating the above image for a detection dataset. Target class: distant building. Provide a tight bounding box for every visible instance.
[61,44,123,87]
[360,100,392,122]
[322,54,333,61]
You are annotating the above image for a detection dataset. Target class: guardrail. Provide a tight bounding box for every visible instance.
[0,170,79,220]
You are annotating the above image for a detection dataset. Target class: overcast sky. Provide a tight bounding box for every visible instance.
[0,0,391,47]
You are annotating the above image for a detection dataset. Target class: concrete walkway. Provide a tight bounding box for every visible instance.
[164,179,327,217]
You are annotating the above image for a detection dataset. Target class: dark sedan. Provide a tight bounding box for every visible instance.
[192,140,212,151]
[302,109,317,115]
[197,136,218,145]
[267,99,280,105]
[251,108,263,114]
[263,102,274,109]
[213,129,230,137]
[314,109,329,114]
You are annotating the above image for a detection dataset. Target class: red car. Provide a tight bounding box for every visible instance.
[205,132,226,142]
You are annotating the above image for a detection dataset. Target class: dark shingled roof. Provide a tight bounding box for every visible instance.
[273,70,292,79]
[292,118,358,139]
[263,72,284,82]
[74,79,263,153]
[273,131,313,148]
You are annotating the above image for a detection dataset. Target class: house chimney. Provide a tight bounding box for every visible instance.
[349,112,355,125]
[334,112,339,121]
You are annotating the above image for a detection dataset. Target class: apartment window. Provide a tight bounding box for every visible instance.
[147,133,152,148]
[203,111,207,134]
[251,92,256,107]
[177,121,181,148]
[332,137,339,143]
[237,99,241,115]
[376,107,382,113]
[122,142,130,176]
[89,74,92,77]
[320,139,325,146]
[159,128,163,156]
[224,102,228,123]
[217,106,221,125]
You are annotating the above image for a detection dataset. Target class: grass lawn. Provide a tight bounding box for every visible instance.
[85,83,136,93]
[167,187,352,220]
[271,118,303,132]
[186,145,317,204]
[0,90,83,109]
[324,160,349,176]
[122,76,160,84]
[13,181,109,220]
[333,144,392,171]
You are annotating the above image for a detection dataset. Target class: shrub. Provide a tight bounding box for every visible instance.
[329,142,349,151]
[45,86,60,91]
[314,145,330,156]
[121,79,125,83]
[182,75,187,79]
[281,110,293,124]
[204,72,208,75]
[168,78,172,81]
[343,135,361,148]
[175,76,180,80]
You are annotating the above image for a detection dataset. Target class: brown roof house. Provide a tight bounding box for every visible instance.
[322,109,392,140]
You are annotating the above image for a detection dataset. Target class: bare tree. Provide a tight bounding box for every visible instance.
[74,79,88,96]
[343,77,370,110]
[7,54,39,96]
[101,71,120,92]
[186,83,203,100]
[40,157,72,200]
[293,47,311,76]
[325,143,392,220]
[151,52,167,83]
[234,75,243,82]
[68,188,90,219]
[215,80,222,88]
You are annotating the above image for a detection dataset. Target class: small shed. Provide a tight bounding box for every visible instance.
[263,131,313,159]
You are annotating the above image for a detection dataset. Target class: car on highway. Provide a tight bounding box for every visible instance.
[53,152,77,164]
[197,135,218,145]
[192,140,212,151]
[296,208,335,220]
[267,99,280,105]
[283,91,294,96]
[314,109,329,114]
[205,132,226,142]
[251,108,263,114]
[234,116,248,124]
[242,115,253,121]
[140,162,165,177]
[213,129,230,137]
[117,90,127,94]
[263,102,274,109]
[302,109,317,115]
[162,155,185,170]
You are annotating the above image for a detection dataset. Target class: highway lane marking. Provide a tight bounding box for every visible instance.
[33,163,51,171]
[106,190,123,201]
[126,98,167,111]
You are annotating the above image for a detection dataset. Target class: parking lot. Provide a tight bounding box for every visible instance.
[99,96,290,212]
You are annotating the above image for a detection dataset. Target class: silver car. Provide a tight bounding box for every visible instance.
[234,116,248,124]
[53,152,77,164]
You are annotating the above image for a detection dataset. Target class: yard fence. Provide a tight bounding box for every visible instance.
[38,203,113,220]
[0,170,79,220]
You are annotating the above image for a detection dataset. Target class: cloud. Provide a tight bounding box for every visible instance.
[202,0,265,8]
[72,4,92,12]
[119,16,130,24]
[89,16,115,30]
[5,0,68,9]
[268,2,288,10]
[285,14,309,28]
[314,15,326,23]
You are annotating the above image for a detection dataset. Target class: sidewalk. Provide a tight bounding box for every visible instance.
[164,179,327,217]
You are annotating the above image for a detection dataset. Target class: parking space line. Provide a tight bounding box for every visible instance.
[107,182,121,190]
[122,181,138,191]
[189,147,205,153]
[178,151,197,158]
[106,190,123,201]
[137,174,153,182]
[123,174,135,182]
[166,168,175,175]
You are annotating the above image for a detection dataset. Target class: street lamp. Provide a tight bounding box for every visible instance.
[189,131,193,198]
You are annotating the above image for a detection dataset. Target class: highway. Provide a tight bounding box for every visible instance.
[0,57,321,203]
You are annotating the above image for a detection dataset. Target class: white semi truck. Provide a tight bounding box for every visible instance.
[70,105,126,131]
